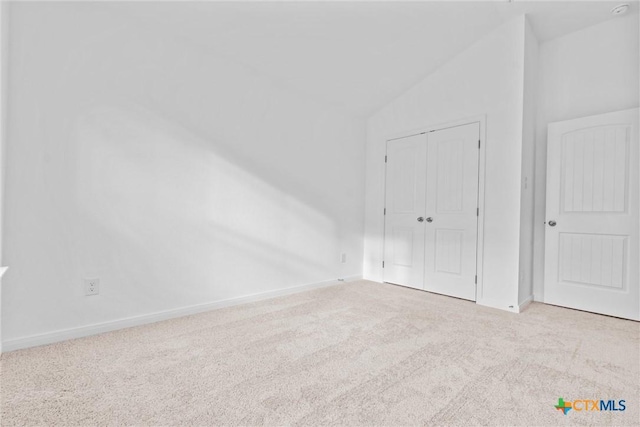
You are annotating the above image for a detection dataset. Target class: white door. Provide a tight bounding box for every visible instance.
[383,133,428,289]
[544,108,639,320]
[424,123,480,301]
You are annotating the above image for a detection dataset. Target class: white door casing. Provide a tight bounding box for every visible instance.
[544,108,639,320]
[424,123,480,301]
[383,133,428,290]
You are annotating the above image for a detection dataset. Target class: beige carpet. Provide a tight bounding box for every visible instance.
[1,280,639,426]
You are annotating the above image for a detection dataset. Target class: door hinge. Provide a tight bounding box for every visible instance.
[382,261,385,268]
[475,275,477,284]
[384,155,387,163]
[477,207,479,216]
[384,208,386,215]
[478,139,481,149]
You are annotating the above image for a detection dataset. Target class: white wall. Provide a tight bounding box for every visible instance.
[2,3,366,344]
[364,17,527,310]
[533,13,640,300]
[0,1,8,353]
[518,18,539,306]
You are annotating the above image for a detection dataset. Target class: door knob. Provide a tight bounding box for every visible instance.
[417,217,424,222]
[548,220,557,227]
[426,217,433,223]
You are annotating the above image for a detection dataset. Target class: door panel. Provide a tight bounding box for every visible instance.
[434,229,464,275]
[558,233,626,289]
[391,227,415,267]
[561,126,628,213]
[435,137,465,213]
[383,133,427,290]
[545,109,639,320]
[424,123,480,301]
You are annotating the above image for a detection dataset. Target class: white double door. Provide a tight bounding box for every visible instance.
[383,122,480,301]
[544,108,639,320]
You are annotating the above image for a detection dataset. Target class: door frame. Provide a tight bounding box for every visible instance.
[382,115,487,301]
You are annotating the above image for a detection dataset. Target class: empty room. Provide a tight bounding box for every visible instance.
[0,0,638,425]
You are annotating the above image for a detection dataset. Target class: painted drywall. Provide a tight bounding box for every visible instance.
[364,17,527,310]
[532,13,640,300]
[2,2,365,344]
[518,18,539,306]
[0,1,9,353]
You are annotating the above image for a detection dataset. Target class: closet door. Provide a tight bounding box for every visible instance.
[383,133,428,290]
[423,123,480,301]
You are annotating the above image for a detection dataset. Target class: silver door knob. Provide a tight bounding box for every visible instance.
[417,217,424,222]
[548,220,557,227]
[426,217,433,223]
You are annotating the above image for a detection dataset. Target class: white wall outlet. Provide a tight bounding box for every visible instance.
[341,253,347,263]
[84,278,100,296]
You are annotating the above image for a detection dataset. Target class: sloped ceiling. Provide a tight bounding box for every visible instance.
[101,1,637,117]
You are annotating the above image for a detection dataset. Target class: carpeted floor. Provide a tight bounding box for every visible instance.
[1,280,639,426]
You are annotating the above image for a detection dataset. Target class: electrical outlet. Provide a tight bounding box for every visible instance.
[341,253,347,263]
[85,278,100,296]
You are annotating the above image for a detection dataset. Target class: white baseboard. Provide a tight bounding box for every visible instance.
[0,267,7,355]
[518,295,534,312]
[477,296,532,314]
[2,275,362,353]
[476,297,520,314]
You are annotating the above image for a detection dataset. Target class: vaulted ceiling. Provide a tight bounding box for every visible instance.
[104,1,637,117]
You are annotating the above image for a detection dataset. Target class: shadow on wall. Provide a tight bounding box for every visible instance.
[3,1,365,340]
[73,104,339,299]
